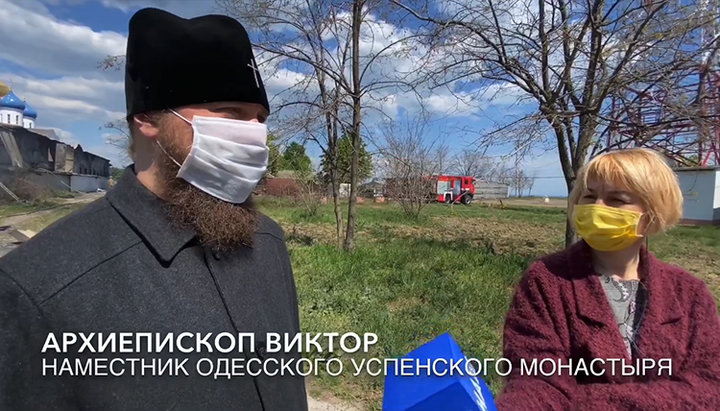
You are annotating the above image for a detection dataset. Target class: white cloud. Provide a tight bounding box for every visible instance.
[1,0,534,168]
[263,67,312,100]
[49,0,222,16]
[1,73,123,107]
[28,93,124,122]
[477,82,530,106]
[1,72,126,126]
[424,91,477,117]
[0,0,126,77]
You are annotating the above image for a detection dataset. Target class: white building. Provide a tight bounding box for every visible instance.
[23,102,37,129]
[0,81,38,129]
[675,166,720,225]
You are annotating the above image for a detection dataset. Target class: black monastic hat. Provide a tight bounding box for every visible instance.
[125,8,269,117]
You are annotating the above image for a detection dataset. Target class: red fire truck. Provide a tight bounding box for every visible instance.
[433,175,476,204]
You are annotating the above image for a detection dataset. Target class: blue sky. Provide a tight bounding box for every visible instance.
[0,0,569,197]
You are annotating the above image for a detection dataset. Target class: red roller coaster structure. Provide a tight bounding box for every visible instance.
[606,67,720,167]
[604,0,720,166]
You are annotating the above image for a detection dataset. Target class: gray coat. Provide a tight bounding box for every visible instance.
[0,168,307,410]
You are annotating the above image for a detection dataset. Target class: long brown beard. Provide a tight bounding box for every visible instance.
[156,133,259,252]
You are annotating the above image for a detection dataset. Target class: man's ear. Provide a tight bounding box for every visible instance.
[132,113,161,139]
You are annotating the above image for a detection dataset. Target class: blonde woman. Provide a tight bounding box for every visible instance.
[496,148,720,410]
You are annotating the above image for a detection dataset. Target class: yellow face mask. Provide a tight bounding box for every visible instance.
[573,204,644,251]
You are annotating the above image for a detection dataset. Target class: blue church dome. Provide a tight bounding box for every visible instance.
[0,91,25,110]
[23,102,37,118]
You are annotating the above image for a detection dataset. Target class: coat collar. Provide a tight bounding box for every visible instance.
[569,240,683,327]
[106,166,196,264]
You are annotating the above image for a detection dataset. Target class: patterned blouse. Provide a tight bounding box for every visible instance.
[600,275,646,358]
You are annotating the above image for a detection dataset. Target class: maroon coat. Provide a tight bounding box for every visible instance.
[495,240,720,411]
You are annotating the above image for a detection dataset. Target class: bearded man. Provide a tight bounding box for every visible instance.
[0,8,307,410]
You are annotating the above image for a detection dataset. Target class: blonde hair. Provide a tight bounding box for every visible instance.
[568,148,683,235]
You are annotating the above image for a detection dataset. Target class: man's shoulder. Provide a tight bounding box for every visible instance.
[255,213,285,242]
[0,197,141,303]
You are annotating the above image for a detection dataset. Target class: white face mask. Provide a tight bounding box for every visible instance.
[158,109,269,204]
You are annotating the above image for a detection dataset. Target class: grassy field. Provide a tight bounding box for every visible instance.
[0,201,58,218]
[0,201,86,233]
[256,197,720,410]
[3,196,718,409]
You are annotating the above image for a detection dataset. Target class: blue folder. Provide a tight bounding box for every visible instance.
[383,333,498,411]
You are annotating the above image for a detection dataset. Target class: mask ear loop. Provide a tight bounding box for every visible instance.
[168,108,192,125]
[155,108,193,168]
[155,140,183,168]
[640,212,651,249]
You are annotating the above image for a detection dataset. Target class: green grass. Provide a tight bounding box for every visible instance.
[0,201,58,219]
[13,204,85,233]
[424,203,567,224]
[257,197,720,409]
[654,224,720,249]
[52,191,76,199]
[289,236,529,407]
[8,195,718,409]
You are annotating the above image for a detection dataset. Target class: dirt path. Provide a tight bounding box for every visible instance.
[502,197,567,208]
[308,395,360,411]
[0,192,104,256]
[0,192,103,226]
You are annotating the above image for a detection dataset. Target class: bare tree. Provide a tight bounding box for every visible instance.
[514,171,533,197]
[526,172,536,196]
[452,149,493,177]
[394,0,720,245]
[218,0,351,248]
[434,144,450,175]
[219,0,421,250]
[101,118,131,166]
[378,113,439,218]
[295,169,323,218]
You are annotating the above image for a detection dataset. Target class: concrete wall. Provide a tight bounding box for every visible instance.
[73,146,110,177]
[70,175,108,192]
[0,169,107,194]
[0,126,109,177]
[339,183,351,198]
[0,128,22,168]
[25,171,71,192]
[676,168,719,224]
[54,144,73,173]
[70,174,108,193]
[0,126,58,170]
[475,182,510,199]
[714,170,720,222]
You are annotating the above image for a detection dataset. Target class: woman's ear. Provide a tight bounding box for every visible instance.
[638,212,655,236]
[132,113,162,139]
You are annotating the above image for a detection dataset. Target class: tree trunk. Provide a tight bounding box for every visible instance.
[329,125,343,249]
[324,100,342,249]
[332,176,343,249]
[343,0,363,251]
[564,176,577,248]
[316,51,342,248]
[548,115,578,248]
[564,216,576,248]
[562,116,595,248]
